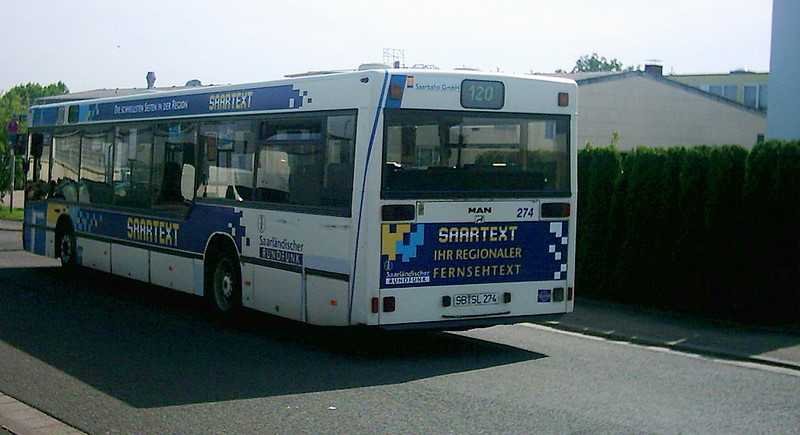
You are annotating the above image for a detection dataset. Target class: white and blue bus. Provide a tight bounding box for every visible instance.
[22,67,577,329]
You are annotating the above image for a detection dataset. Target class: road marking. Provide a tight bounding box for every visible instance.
[519,322,800,378]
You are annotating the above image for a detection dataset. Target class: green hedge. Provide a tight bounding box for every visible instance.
[577,141,800,323]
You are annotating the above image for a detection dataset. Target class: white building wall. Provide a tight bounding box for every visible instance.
[577,75,767,150]
[767,0,800,140]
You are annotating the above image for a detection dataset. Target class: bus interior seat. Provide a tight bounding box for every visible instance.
[235,185,253,200]
[254,187,289,203]
[159,162,184,203]
[225,185,239,201]
[81,179,113,204]
[288,164,323,206]
[224,185,253,201]
[322,162,353,207]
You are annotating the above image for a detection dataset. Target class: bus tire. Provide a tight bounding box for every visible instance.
[55,222,77,269]
[207,253,242,315]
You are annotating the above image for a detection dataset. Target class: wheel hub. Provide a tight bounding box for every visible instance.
[221,274,233,299]
[61,237,71,262]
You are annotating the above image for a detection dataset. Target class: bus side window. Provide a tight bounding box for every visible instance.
[78,128,114,206]
[39,133,52,183]
[26,132,51,200]
[113,126,154,208]
[153,123,198,210]
[51,130,81,202]
[196,120,256,201]
[254,111,355,215]
[322,114,356,211]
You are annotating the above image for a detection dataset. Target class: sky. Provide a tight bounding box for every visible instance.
[1,0,774,93]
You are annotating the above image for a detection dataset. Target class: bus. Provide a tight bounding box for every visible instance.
[21,66,577,329]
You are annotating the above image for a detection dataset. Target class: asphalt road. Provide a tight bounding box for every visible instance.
[0,230,799,434]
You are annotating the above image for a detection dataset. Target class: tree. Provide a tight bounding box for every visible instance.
[0,82,68,195]
[0,81,68,148]
[571,53,624,73]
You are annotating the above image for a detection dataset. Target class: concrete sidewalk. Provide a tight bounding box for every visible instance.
[529,297,800,371]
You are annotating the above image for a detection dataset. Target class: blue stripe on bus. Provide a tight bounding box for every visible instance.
[30,84,307,127]
[349,71,390,323]
[385,75,407,109]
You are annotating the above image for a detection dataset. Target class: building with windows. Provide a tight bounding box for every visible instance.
[767,0,800,140]
[668,71,769,112]
[542,66,767,150]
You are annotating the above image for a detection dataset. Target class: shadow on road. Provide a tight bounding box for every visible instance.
[0,265,545,408]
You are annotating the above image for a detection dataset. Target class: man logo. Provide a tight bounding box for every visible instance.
[258,215,265,233]
[468,207,492,214]
[475,215,485,223]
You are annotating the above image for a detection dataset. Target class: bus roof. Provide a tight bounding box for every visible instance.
[29,69,576,128]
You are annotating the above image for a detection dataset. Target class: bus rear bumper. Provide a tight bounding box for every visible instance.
[378,313,566,332]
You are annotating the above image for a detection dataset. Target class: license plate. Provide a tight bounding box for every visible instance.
[453,292,499,306]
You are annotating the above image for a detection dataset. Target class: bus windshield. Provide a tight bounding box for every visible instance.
[382,109,570,198]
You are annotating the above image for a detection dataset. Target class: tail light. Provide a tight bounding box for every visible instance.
[371,297,380,313]
[383,296,396,313]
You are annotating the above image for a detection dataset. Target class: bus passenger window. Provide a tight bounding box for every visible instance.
[26,132,52,200]
[78,128,114,205]
[197,121,256,201]
[38,133,52,183]
[51,130,81,202]
[113,126,153,208]
[153,123,198,211]
[255,111,355,215]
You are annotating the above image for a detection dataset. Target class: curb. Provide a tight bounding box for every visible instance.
[0,392,85,435]
[529,320,800,372]
[0,220,22,233]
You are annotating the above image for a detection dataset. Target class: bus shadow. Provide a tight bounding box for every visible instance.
[0,265,545,409]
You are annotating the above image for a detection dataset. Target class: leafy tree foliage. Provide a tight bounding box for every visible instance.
[571,53,624,73]
[0,82,68,193]
[1,82,69,148]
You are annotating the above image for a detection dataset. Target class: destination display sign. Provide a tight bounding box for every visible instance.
[461,79,505,110]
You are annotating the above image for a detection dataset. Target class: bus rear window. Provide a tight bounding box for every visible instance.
[382,109,570,198]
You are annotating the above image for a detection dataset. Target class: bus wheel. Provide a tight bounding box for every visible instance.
[56,226,77,268]
[209,255,241,314]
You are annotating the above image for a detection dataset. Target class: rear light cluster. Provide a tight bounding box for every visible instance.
[371,297,396,313]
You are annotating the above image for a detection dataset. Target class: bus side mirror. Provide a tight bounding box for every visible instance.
[181,164,196,201]
[30,133,44,158]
